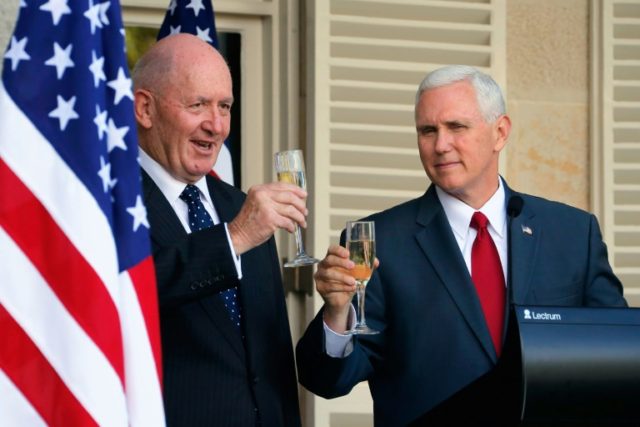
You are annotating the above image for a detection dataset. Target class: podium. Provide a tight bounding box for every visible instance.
[514,305,640,426]
[409,305,640,426]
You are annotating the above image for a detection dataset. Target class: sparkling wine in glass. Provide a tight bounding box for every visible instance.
[274,149,319,268]
[346,220,379,335]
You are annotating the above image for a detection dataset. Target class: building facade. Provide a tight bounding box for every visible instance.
[1,0,638,425]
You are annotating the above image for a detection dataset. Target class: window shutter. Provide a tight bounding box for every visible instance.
[593,0,640,306]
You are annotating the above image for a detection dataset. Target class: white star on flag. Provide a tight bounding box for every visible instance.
[4,36,30,71]
[99,2,111,25]
[196,26,213,43]
[45,42,74,79]
[84,1,104,34]
[169,25,181,35]
[186,0,205,17]
[39,0,72,26]
[168,0,177,15]
[94,105,108,139]
[107,67,133,105]
[98,156,118,192]
[106,118,128,152]
[127,195,150,231]
[49,94,79,130]
[89,50,106,87]
[120,27,126,52]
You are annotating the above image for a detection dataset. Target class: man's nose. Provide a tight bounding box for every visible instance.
[434,130,452,153]
[202,108,225,134]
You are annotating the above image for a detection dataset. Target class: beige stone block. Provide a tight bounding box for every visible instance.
[504,100,589,211]
[507,0,589,103]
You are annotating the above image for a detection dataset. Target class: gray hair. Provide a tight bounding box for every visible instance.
[415,65,505,123]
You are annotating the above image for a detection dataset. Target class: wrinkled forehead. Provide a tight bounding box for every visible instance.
[415,81,482,121]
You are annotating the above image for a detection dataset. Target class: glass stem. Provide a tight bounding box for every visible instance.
[356,282,367,327]
[294,224,305,256]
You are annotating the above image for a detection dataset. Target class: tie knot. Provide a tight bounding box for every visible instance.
[180,184,200,203]
[470,211,489,230]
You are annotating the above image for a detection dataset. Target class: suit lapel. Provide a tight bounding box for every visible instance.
[206,178,283,365]
[206,175,237,223]
[143,172,246,359]
[414,186,497,360]
[505,189,540,304]
[202,175,246,359]
[200,176,246,357]
[142,170,187,248]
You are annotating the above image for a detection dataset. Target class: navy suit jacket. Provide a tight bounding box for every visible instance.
[296,183,626,426]
[142,172,301,427]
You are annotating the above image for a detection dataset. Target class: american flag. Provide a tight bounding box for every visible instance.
[0,1,164,425]
[157,0,236,186]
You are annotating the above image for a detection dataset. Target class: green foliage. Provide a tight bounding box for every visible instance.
[125,27,159,71]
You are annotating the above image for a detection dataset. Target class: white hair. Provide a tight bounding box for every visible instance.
[415,65,506,123]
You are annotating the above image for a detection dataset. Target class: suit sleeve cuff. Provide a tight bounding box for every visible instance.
[323,306,356,358]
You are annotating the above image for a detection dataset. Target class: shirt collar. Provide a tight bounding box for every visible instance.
[139,148,211,206]
[435,177,507,239]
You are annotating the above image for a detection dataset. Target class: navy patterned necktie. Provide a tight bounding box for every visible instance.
[180,184,242,329]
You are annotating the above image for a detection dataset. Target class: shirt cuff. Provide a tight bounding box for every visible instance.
[223,223,242,279]
[323,306,356,358]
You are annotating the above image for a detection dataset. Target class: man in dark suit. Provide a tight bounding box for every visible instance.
[296,65,627,426]
[132,34,302,427]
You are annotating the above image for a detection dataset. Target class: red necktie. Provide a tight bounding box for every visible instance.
[470,211,505,357]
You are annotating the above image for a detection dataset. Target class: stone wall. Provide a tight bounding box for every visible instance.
[506,0,590,210]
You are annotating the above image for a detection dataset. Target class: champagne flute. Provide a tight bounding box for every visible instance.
[274,149,319,268]
[346,220,379,335]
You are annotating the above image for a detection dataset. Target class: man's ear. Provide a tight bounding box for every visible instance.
[493,114,512,153]
[134,89,153,129]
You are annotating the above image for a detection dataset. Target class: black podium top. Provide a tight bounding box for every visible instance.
[515,305,640,426]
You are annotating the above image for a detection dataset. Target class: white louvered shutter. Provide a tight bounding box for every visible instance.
[305,1,506,425]
[594,0,640,306]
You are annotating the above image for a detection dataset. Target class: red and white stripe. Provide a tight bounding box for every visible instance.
[0,80,164,425]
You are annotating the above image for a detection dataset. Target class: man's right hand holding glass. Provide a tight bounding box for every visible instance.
[315,245,380,334]
[228,182,307,255]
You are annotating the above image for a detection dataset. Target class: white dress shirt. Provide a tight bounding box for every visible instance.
[139,148,242,278]
[435,178,508,280]
[324,177,508,357]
